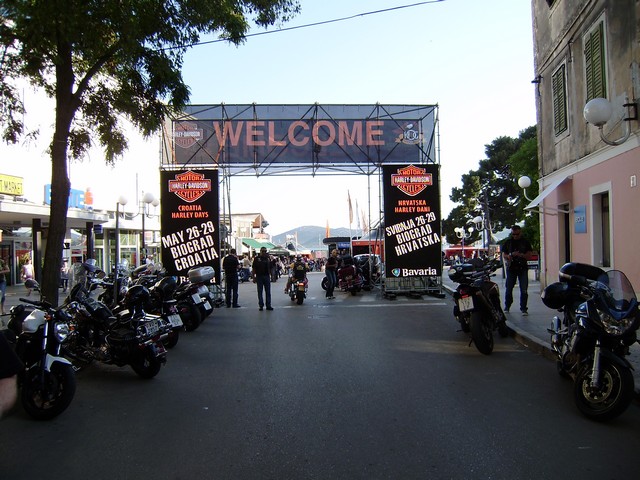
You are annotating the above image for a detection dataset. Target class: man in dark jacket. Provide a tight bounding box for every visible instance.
[502,225,534,315]
[222,248,241,308]
[251,247,273,311]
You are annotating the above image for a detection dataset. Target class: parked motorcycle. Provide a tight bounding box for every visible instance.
[62,283,167,378]
[337,255,364,295]
[448,258,509,355]
[542,262,639,421]
[3,279,76,420]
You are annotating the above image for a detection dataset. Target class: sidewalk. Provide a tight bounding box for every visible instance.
[0,283,69,328]
[441,272,640,399]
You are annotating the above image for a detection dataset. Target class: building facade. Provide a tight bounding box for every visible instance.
[531,0,639,288]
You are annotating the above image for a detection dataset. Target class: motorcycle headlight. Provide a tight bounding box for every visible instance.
[598,310,636,336]
[54,322,71,342]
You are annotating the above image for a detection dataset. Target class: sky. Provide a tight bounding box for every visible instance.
[1,0,537,238]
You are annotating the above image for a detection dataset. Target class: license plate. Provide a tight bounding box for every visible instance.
[167,314,183,327]
[297,284,305,291]
[143,319,161,337]
[458,295,474,312]
[191,293,203,304]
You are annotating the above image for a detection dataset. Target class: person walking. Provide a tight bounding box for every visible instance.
[0,257,9,314]
[251,247,273,311]
[60,259,69,293]
[502,225,534,316]
[222,248,241,308]
[325,249,338,299]
[21,258,34,296]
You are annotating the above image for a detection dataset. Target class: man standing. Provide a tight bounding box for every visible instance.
[502,225,534,315]
[222,248,241,308]
[0,256,9,314]
[251,247,273,311]
[324,249,338,299]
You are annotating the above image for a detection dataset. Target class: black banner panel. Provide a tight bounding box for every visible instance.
[383,164,441,277]
[160,169,220,282]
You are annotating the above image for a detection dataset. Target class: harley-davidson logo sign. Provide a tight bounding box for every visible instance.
[174,122,203,149]
[168,170,212,203]
[390,165,432,196]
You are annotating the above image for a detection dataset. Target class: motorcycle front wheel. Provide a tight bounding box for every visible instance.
[321,277,329,291]
[21,363,76,420]
[130,348,163,379]
[470,311,494,355]
[574,359,634,422]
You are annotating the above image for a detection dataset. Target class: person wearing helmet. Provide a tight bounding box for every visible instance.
[285,255,308,294]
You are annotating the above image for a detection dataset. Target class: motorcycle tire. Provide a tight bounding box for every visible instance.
[574,359,634,422]
[350,288,358,296]
[163,330,180,349]
[321,277,329,291]
[470,311,494,355]
[130,349,163,379]
[21,363,76,420]
[177,300,202,332]
[457,311,471,333]
[497,321,509,338]
[296,293,304,305]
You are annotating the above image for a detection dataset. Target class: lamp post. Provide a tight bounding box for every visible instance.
[114,195,128,304]
[115,195,128,270]
[583,96,638,146]
[454,225,474,262]
[140,191,159,260]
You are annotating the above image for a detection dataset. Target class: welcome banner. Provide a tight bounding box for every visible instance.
[162,104,437,173]
[383,164,441,277]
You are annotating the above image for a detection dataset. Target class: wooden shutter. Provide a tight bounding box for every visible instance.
[552,65,568,135]
[585,22,606,101]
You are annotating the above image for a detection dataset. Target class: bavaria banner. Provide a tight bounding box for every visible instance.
[383,164,441,277]
[160,169,220,282]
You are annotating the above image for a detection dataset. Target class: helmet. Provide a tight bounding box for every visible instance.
[541,282,570,309]
[124,285,151,311]
[296,255,302,261]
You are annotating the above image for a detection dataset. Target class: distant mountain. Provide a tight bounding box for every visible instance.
[272,225,352,250]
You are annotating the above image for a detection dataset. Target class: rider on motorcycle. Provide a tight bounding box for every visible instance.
[285,256,308,293]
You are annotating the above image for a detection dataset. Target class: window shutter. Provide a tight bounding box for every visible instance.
[552,65,568,135]
[585,22,606,101]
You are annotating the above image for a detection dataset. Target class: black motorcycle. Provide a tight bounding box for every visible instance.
[542,262,639,421]
[448,258,509,355]
[62,283,167,379]
[4,279,76,420]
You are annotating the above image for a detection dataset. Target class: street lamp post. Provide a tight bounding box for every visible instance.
[140,191,159,260]
[114,195,128,304]
[454,225,474,261]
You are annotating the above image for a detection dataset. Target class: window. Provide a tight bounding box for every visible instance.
[584,21,607,101]
[552,64,568,135]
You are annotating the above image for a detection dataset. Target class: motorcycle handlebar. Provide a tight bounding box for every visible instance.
[18,298,53,310]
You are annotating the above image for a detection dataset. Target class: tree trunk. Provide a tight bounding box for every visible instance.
[42,58,76,306]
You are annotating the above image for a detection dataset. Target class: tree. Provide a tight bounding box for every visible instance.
[0,0,300,304]
[444,126,539,251]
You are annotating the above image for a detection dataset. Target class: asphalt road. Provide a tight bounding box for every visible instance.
[2,272,640,480]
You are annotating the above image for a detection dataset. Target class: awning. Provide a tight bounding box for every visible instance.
[241,237,276,250]
[525,173,571,210]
